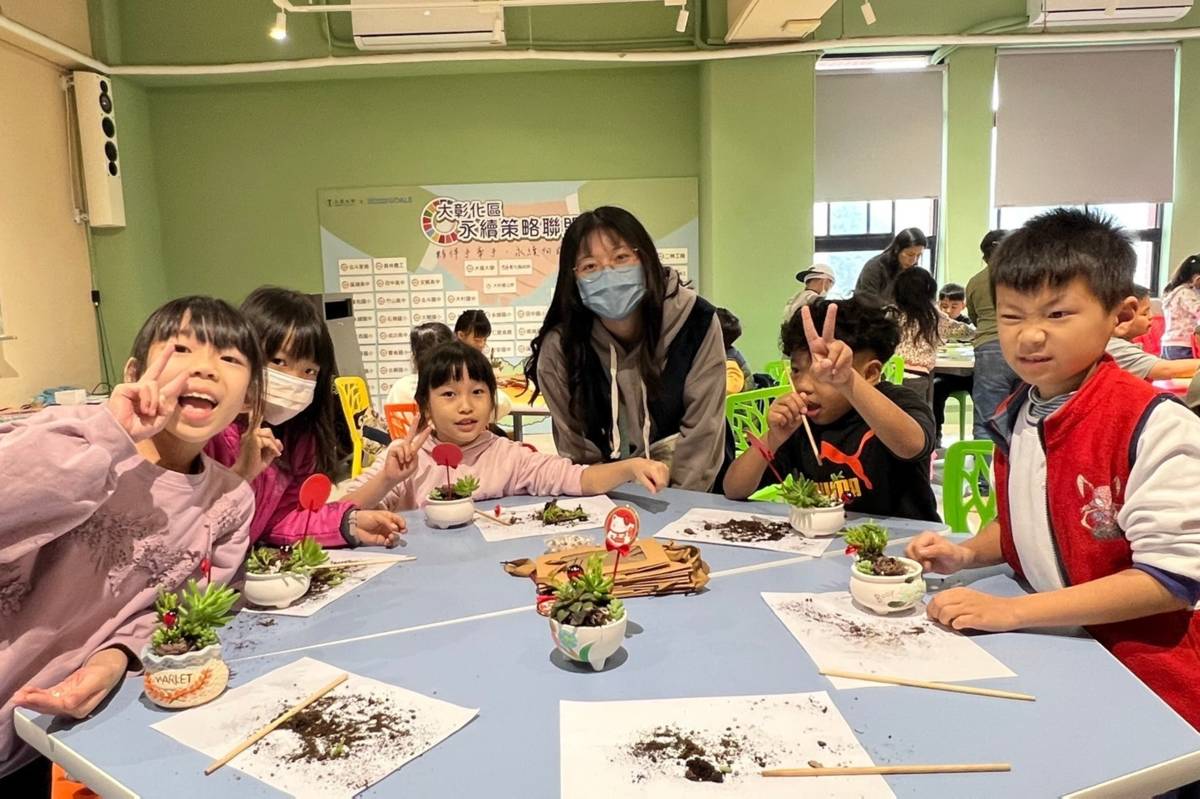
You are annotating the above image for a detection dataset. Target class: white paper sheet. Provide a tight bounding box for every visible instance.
[654,508,833,557]
[152,657,476,798]
[474,495,618,542]
[560,692,893,799]
[244,549,413,618]
[762,591,1016,689]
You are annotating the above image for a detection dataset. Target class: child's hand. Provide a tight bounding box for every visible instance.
[354,509,406,547]
[766,393,809,449]
[384,421,432,484]
[926,587,1022,632]
[12,648,127,719]
[235,426,283,482]
[626,458,669,493]
[106,344,189,442]
[801,304,854,387]
[906,532,975,574]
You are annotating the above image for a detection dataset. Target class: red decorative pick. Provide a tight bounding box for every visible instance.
[604,506,641,582]
[844,545,858,557]
[566,563,584,581]
[200,556,212,581]
[746,432,785,485]
[162,611,177,628]
[432,443,464,494]
[536,594,556,617]
[840,491,854,507]
[494,504,502,517]
[298,473,333,542]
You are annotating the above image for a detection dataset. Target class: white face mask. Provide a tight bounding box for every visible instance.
[262,368,316,425]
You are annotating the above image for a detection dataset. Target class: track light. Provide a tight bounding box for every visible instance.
[860,0,876,25]
[269,11,287,40]
[675,5,689,33]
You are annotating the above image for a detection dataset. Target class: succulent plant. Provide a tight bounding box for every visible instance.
[843,521,908,575]
[551,553,626,627]
[539,500,589,525]
[245,538,329,575]
[429,473,480,501]
[778,473,836,510]
[150,580,238,656]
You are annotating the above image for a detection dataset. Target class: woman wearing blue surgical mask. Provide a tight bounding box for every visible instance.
[205,287,407,549]
[525,207,727,491]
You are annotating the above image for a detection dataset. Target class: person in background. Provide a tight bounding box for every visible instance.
[525,206,727,491]
[854,228,927,304]
[938,283,971,325]
[206,287,405,549]
[1107,284,1200,381]
[965,229,1020,440]
[717,307,751,394]
[889,268,974,405]
[386,322,454,409]
[1161,255,1200,360]
[784,263,836,321]
[454,309,491,352]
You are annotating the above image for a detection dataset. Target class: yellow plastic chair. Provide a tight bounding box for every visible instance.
[725,384,791,456]
[334,376,372,478]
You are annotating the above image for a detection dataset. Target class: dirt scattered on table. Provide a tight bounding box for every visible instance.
[257,694,416,764]
[780,597,930,646]
[681,518,793,543]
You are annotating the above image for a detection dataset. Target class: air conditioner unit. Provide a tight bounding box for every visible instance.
[725,0,837,43]
[1028,0,1193,26]
[351,0,505,50]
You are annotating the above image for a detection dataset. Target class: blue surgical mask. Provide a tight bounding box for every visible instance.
[577,264,646,321]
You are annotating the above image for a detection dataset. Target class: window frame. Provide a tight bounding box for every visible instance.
[814,199,940,279]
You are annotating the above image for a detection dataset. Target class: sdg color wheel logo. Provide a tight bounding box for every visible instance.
[421,197,459,245]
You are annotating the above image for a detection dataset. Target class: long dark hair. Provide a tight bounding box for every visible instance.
[525,206,679,417]
[1165,254,1200,294]
[881,227,928,272]
[241,286,346,476]
[891,268,940,350]
[129,295,265,427]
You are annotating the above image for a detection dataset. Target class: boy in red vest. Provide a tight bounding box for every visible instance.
[907,208,1200,728]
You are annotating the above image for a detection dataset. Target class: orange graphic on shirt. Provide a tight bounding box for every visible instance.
[819,430,875,490]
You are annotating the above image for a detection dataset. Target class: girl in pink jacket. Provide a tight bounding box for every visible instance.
[343,341,668,511]
[2,297,263,791]
[206,287,406,549]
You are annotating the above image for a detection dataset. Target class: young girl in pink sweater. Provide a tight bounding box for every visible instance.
[206,287,405,549]
[343,341,668,511]
[1,297,263,791]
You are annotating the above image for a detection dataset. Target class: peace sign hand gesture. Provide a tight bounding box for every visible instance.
[801,303,855,388]
[106,344,189,442]
[384,417,432,485]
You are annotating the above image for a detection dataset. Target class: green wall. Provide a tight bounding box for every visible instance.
[146,67,699,304]
[701,55,815,366]
[90,78,168,372]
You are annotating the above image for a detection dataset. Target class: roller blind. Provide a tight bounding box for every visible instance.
[814,69,944,202]
[995,47,1176,207]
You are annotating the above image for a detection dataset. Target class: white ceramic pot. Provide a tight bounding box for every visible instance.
[141,643,230,709]
[550,614,628,671]
[849,556,927,615]
[242,571,311,609]
[788,503,846,537]
[424,496,476,529]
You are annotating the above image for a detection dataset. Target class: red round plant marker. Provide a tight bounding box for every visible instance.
[299,474,332,512]
[566,563,584,581]
[431,443,464,469]
[604,506,641,582]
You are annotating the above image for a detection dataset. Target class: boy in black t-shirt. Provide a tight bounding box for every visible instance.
[723,298,940,522]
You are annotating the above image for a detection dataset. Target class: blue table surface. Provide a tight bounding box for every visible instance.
[18,486,1200,797]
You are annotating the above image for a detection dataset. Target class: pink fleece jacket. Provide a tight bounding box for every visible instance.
[205,420,356,548]
[343,430,586,511]
[0,406,253,778]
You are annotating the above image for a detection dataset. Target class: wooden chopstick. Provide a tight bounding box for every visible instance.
[475,509,515,526]
[800,415,823,465]
[763,762,1011,777]
[312,557,412,570]
[819,669,1035,702]
[204,673,348,775]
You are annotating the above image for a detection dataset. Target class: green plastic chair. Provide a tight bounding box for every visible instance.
[942,440,997,534]
[763,359,791,388]
[882,354,905,385]
[725,384,791,456]
[946,389,972,441]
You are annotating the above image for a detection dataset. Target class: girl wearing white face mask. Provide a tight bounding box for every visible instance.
[205,287,409,549]
[525,207,728,492]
